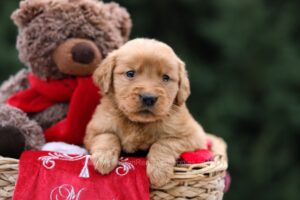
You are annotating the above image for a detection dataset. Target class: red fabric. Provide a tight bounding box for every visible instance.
[6,74,100,145]
[180,149,214,164]
[7,74,77,112]
[180,139,214,164]
[13,151,149,200]
[44,77,100,144]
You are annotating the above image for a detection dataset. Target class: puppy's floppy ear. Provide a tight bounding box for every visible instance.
[175,59,191,106]
[93,51,116,94]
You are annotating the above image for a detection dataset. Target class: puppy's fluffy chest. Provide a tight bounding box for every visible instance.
[116,120,162,153]
[115,111,188,153]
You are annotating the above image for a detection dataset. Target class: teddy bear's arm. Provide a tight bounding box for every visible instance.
[29,103,69,130]
[0,69,29,103]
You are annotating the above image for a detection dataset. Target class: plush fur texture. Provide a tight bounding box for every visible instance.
[12,0,132,80]
[0,104,44,150]
[0,0,132,156]
[85,39,207,187]
[29,103,69,129]
[0,69,29,103]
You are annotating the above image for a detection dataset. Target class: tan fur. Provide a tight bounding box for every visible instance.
[85,38,207,187]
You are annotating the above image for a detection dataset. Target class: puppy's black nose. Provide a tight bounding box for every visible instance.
[140,94,158,107]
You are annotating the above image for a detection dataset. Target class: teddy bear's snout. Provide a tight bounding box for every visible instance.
[53,38,102,76]
[71,42,95,64]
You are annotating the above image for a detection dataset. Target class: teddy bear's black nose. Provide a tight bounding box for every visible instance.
[140,94,158,107]
[71,42,95,64]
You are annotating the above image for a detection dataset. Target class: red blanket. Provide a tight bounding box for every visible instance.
[7,74,100,145]
[13,151,149,200]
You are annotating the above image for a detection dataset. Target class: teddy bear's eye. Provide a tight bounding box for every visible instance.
[162,74,170,82]
[126,70,135,78]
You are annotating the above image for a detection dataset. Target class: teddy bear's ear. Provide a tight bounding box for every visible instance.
[11,0,48,28]
[105,2,132,42]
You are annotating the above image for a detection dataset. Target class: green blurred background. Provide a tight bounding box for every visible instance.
[1,0,300,199]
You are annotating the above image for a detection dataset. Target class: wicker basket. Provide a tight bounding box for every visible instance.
[0,134,228,200]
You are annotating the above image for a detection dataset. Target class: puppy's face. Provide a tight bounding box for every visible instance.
[94,39,190,123]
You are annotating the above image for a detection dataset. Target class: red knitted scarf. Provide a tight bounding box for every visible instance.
[7,73,100,145]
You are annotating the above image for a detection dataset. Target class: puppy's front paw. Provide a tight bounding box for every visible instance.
[91,150,119,175]
[147,159,174,187]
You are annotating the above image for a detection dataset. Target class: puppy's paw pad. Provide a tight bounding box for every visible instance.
[147,160,174,187]
[91,151,119,175]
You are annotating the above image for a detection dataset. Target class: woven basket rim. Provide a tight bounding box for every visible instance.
[0,133,228,199]
[150,134,228,190]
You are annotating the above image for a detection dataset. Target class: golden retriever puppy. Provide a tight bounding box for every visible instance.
[84,38,207,187]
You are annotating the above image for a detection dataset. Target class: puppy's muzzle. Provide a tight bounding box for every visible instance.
[139,94,158,107]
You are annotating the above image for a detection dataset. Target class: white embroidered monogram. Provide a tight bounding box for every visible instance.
[115,157,135,176]
[50,184,86,200]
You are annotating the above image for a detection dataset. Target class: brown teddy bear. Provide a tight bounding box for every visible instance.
[0,0,132,158]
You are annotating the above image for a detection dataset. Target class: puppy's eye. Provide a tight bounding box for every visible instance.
[126,70,135,78]
[162,74,170,82]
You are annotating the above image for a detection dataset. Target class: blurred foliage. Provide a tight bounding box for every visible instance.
[1,0,300,199]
